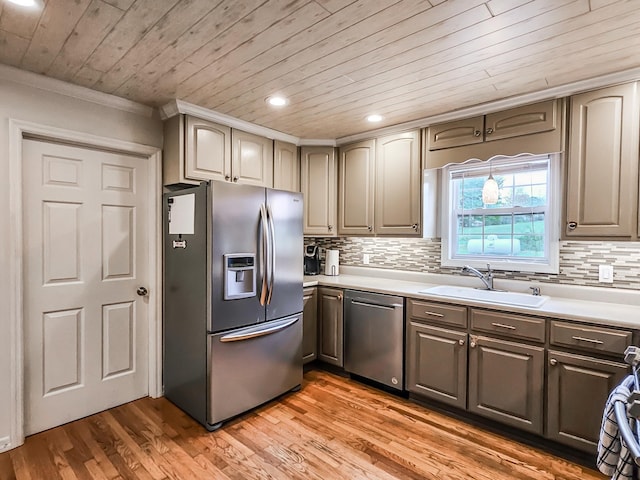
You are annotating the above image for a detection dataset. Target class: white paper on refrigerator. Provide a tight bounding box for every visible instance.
[169,193,195,235]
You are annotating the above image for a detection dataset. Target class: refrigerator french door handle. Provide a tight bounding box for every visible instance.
[259,203,268,306]
[218,316,298,342]
[266,204,276,304]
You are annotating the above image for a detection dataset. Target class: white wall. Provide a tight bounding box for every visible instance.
[0,76,162,448]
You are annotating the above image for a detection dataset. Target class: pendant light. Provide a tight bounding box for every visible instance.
[482,162,499,205]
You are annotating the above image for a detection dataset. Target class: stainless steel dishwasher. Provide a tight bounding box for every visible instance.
[344,290,404,390]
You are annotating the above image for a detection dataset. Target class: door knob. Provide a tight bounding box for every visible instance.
[137,287,148,296]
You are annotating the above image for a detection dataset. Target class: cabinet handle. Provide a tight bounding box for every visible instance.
[328,225,333,231]
[411,223,418,230]
[423,311,444,318]
[473,130,482,137]
[567,221,577,230]
[458,339,465,346]
[224,174,230,181]
[491,322,516,330]
[470,340,477,348]
[549,358,558,366]
[485,127,494,135]
[337,295,342,301]
[233,176,239,182]
[367,225,373,232]
[572,335,604,345]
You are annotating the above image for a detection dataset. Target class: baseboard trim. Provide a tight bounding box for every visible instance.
[0,436,12,453]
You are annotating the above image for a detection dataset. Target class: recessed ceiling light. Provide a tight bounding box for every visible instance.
[366,114,384,123]
[7,0,39,7]
[266,95,288,107]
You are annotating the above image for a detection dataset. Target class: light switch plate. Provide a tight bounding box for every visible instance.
[599,264,614,283]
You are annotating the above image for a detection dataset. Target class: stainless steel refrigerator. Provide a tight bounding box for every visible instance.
[163,181,303,430]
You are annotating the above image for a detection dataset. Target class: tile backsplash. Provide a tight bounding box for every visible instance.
[304,237,640,291]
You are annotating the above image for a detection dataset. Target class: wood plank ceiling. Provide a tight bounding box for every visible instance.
[0,0,639,139]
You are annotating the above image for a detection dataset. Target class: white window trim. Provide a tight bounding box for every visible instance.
[440,153,561,274]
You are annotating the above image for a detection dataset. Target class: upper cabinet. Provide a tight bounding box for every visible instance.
[163,114,274,188]
[273,140,300,192]
[428,100,557,150]
[231,129,274,187]
[375,131,421,235]
[428,116,484,150]
[565,82,639,238]
[425,100,564,169]
[301,146,337,236]
[163,115,231,185]
[338,131,421,236]
[338,140,375,235]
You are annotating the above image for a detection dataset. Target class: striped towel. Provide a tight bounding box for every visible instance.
[597,378,638,480]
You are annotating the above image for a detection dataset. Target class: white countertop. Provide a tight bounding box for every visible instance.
[303,266,640,330]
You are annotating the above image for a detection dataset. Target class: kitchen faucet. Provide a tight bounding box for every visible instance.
[461,264,494,290]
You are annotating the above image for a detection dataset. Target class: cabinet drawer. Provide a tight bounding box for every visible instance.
[470,309,545,343]
[550,321,632,355]
[408,299,467,328]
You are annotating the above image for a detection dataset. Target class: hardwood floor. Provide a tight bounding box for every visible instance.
[0,370,605,480]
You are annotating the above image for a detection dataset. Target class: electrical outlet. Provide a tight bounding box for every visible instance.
[599,264,614,283]
[363,253,370,265]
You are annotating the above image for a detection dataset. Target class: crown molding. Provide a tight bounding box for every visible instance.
[0,64,153,118]
[297,138,337,147]
[160,99,308,145]
[335,66,640,145]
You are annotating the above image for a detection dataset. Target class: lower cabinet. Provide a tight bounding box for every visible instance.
[406,321,467,409]
[468,335,545,435]
[318,287,344,366]
[546,350,628,452]
[302,287,317,364]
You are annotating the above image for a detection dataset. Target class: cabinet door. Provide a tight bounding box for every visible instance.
[185,116,232,182]
[468,335,544,434]
[274,140,300,192]
[484,100,557,142]
[317,287,343,366]
[338,140,375,235]
[406,321,467,409]
[302,287,318,364]
[231,130,274,187]
[427,116,484,150]
[301,146,337,236]
[547,350,628,453]
[375,131,421,235]
[566,82,639,237]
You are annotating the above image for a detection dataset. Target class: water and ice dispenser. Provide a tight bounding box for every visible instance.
[223,253,256,300]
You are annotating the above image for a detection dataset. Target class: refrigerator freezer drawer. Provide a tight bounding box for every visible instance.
[207,314,303,427]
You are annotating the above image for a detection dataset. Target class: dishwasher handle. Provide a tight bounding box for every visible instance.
[350,299,403,310]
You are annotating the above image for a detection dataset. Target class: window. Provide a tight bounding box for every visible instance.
[441,154,560,274]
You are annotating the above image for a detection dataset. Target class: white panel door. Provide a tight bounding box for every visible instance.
[23,139,149,435]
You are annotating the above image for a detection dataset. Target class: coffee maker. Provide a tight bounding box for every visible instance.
[304,245,321,275]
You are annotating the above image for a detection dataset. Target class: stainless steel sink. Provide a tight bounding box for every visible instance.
[418,285,549,308]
